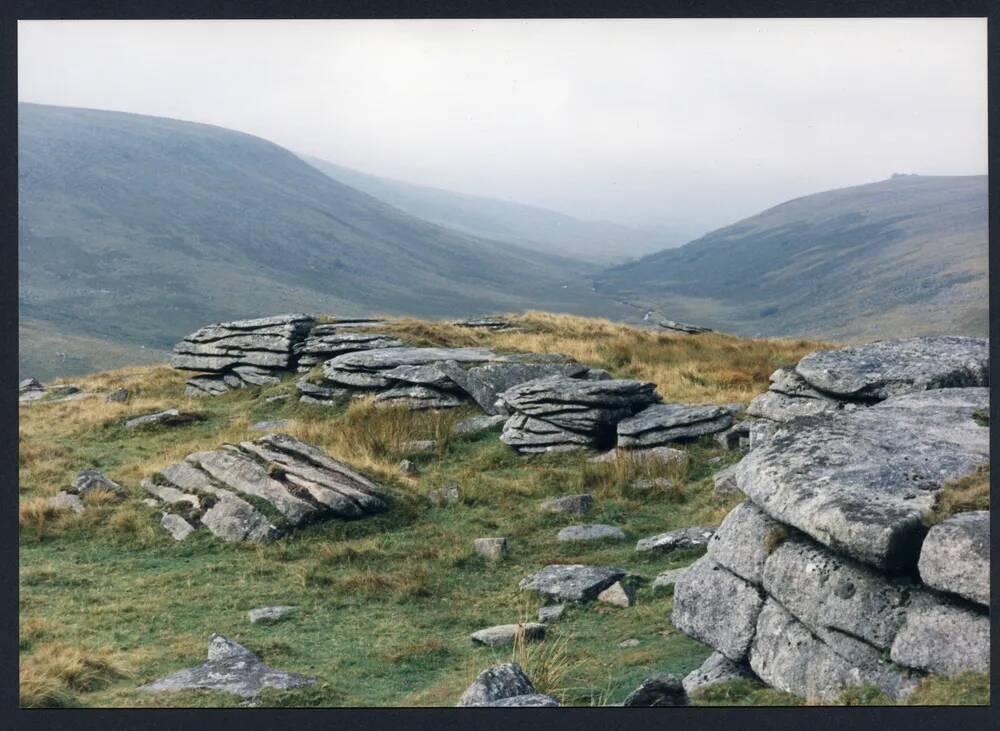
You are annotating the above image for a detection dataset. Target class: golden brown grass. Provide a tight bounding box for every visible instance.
[511,623,578,701]
[383,311,829,405]
[925,464,990,525]
[20,643,127,708]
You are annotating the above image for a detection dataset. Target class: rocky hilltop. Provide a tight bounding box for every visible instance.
[18,313,990,707]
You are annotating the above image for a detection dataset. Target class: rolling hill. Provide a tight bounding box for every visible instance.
[301,155,696,264]
[18,103,627,379]
[594,174,988,341]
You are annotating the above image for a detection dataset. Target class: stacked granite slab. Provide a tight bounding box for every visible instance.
[617,403,734,447]
[498,375,661,453]
[293,325,402,372]
[142,433,389,542]
[672,379,990,702]
[744,336,989,448]
[299,346,597,412]
[172,314,316,396]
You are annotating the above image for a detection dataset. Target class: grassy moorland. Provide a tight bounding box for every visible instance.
[17,313,988,707]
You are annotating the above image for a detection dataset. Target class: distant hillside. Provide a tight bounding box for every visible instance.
[595,175,988,341]
[18,103,628,379]
[302,156,695,264]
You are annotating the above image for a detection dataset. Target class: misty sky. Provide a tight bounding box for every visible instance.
[18,18,987,235]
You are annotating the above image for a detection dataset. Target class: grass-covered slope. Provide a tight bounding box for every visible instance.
[594,175,988,342]
[302,156,694,265]
[18,103,624,379]
[19,314,988,707]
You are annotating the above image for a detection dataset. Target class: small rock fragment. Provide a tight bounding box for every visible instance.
[558,524,625,542]
[473,537,508,561]
[161,513,196,541]
[247,606,297,624]
[106,387,130,403]
[470,623,546,648]
[428,484,461,505]
[621,674,688,706]
[397,459,418,476]
[538,604,566,622]
[540,494,593,515]
[597,581,635,608]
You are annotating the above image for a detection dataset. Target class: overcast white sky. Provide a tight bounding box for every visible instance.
[18,18,987,234]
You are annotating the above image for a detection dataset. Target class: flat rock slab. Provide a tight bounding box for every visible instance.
[672,556,763,661]
[659,320,713,334]
[557,524,625,542]
[918,511,989,607]
[736,388,989,571]
[452,414,506,436]
[538,604,566,622]
[617,403,733,447]
[139,634,316,699]
[621,674,688,706]
[540,494,592,515]
[636,526,714,554]
[589,446,687,466]
[457,662,536,707]
[519,564,627,603]
[125,409,201,430]
[889,600,990,676]
[323,347,498,388]
[794,336,989,401]
[250,419,295,432]
[247,606,297,624]
[746,389,857,422]
[470,623,547,647]
[161,513,195,541]
[750,600,917,703]
[682,651,755,695]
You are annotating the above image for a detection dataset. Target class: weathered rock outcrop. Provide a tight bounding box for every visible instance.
[673,388,990,702]
[499,376,659,452]
[143,433,388,542]
[172,314,315,395]
[746,337,989,426]
[139,634,315,699]
[659,319,713,334]
[294,327,403,371]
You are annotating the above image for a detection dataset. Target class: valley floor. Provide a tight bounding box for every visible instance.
[17,314,989,707]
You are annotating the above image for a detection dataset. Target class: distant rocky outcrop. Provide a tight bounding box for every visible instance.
[19,378,86,404]
[658,320,713,335]
[670,337,990,703]
[142,433,389,542]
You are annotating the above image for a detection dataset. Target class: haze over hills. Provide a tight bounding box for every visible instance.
[594,174,988,342]
[18,103,628,379]
[301,155,696,264]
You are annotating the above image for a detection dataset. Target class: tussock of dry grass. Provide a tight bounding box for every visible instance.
[384,311,828,405]
[925,464,990,525]
[20,643,127,708]
[511,623,578,701]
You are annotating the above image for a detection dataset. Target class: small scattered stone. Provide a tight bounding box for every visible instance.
[589,445,688,466]
[473,537,508,561]
[397,459,418,476]
[48,491,85,514]
[400,439,436,453]
[106,387,130,403]
[628,477,676,493]
[428,484,461,506]
[470,623,546,648]
[250,419,294,432]
[636,526,715,554]
[69,469,128,499]
[457,662,536,707]
[139,634,316,699]
[540,494,592,515]
[621,674,689,706]
[538,604,566,622]
[597,581,635,608]
[161,513,196,541]
[265,395,290,403]
[618,638,641,648]
[557,524,625,542]
[247,606,297,624]
[519,564,627,603]
[682,651,755,695]
[124,409,200,430]
[142,498,160,508]
[489,693,559,706]
[651,567,689,594]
